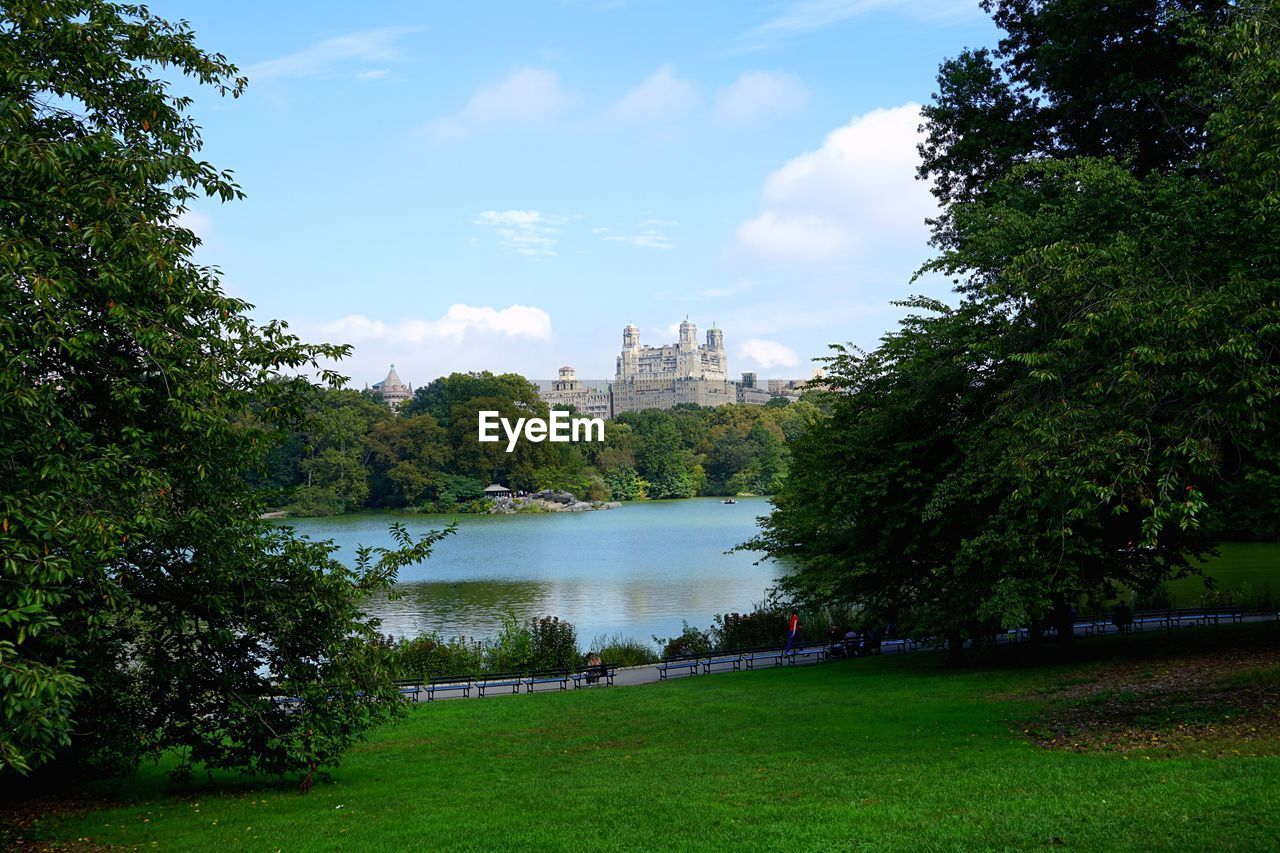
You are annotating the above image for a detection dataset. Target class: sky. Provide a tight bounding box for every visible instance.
[162,0,1001,386]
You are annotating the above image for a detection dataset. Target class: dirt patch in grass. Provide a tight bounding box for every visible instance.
[1021,644,1280,755]
[0,794,112,851]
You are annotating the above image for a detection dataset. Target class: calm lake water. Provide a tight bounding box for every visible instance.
[279,497,781,645]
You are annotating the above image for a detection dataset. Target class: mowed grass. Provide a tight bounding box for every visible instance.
[1172,541,1280,606]
[23,626,1280,851]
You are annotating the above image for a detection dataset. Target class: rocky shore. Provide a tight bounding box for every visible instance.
[486,489,621,514]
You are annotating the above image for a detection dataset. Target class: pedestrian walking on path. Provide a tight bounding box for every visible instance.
[784,610,800,654]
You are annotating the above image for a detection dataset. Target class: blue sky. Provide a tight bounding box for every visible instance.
[165,0,1000,385]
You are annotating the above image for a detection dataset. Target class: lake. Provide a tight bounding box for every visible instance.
[279,497,780,645]
[279,501,1280,647]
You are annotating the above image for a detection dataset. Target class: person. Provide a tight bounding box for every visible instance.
[784,610,800,654]
[584,651,602,685]
[1112,601,1133,634]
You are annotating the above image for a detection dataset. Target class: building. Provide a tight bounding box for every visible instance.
[735,371,773,405]
[369,364,413,410]
[611,319,735,415]
[539,366,612,420]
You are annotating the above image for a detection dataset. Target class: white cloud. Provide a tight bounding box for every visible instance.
[473,209,570,257]
[607,64,698,124]
[734,102,936,262]
[355,69,390,81]
[600,218,676,249]
[321,304,553,345]
[426,68,573,142]
[741,0,981,48]
[247,28,414,81]
[738,338,801,369]
[714,71,809,125]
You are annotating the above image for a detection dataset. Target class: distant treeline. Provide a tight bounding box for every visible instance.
[251,371,825,515]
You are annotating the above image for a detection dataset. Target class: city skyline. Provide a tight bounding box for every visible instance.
[164,1,999,381]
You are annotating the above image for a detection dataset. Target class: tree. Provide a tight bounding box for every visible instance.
[754,0,1280,648]
[400,371,542,425]
[0,0,445,778]
[919,0,1228,207]
[636,418,696,499]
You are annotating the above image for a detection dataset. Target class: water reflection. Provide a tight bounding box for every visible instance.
[281,497,780,644]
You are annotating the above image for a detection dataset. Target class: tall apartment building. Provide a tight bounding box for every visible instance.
[610,319,735,415]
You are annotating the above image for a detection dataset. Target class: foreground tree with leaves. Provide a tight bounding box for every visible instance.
[0,0,448,779]
[753,0,1280,646]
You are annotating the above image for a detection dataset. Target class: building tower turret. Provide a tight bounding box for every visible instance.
[678,318,697,350]
[706,325,724,352]
[623,323,640,349]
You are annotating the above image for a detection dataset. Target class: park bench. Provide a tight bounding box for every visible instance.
[394,679,422,701]
[572,663,617,688]
[657,654,702,679]
[426,676,472,701]
[786,644,826,665]
[741,646,785,670]
[701,651,744,674]
[476,672,526,697]
[524,669,571,693]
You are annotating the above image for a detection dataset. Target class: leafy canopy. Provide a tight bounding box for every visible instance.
[0,0,447,779]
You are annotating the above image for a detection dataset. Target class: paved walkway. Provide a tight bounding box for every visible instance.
[412,611,1279,703]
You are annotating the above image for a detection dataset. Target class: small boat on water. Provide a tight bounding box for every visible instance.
[722,498,737,505]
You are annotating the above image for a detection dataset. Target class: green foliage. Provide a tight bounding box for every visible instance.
[432,473,486,509]
[653,622,714,658]
[753,0,1280,646]
[587,634,659,667]
[0,1,447,778]
[603,466,647,500]
[385,634,485,679]
[713,609,791,651]
[485,615,580,672]
[918,0,1227,207]
[261,381,807,509]
[21,626,1280,850]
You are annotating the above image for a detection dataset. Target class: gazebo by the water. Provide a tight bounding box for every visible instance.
[483,484,512,500]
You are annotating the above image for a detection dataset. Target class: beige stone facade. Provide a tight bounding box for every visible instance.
[611,320,735,415]
[540,366,612,419]
[370,364,412,410]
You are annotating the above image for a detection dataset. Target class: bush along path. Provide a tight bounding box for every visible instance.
[393,608,1280,702]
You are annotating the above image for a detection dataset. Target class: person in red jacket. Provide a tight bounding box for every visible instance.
[784,610,800,654]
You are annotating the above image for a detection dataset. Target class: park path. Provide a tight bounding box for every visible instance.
[413,612,1279,703]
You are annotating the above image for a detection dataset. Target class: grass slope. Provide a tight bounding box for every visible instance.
[1174,542,1280,607]
[21,626,1280,851]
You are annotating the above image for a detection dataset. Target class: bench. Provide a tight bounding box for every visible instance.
[701,652,743,674]
[880,637,915,653]
[476,672,526,697]
[572,664,617,688]
[524,669,570,693]
[786,644,826,665]
[657,655,701,679]
[426,677,472,701]
[742,647,785,670]
[394,679,422,701]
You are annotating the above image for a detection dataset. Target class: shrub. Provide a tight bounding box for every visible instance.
[530,616,579,670]
[654,622,713,658]
[589,634,658,667]
[713,608,789,651]
[388,634,484,679]
[287,485,345,517]
[485,614,580,672]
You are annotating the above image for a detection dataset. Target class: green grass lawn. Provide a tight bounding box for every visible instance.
[19,625,1280,851]
[1171,542,1280,608]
